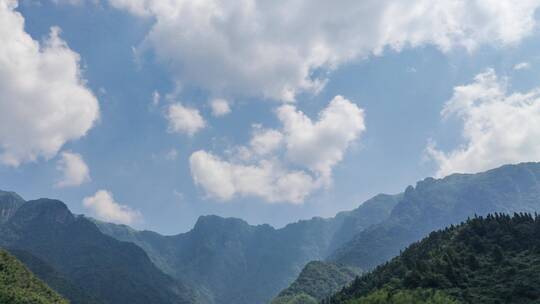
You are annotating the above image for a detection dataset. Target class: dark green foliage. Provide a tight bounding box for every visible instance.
[348,288,457,304]
[0,249,67,304]
[326,213,540,304]
[332,163,540,270]
[94,194,399,304]
[271,293,319,304]
[0,198,201,304]
[271,261,360,304]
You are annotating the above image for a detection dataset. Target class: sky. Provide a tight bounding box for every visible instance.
[1,0,540,234]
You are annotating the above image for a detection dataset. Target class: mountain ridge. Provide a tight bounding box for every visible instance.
[3,162,540,304]
[331,162,540,270]
[0,196,203,304]
[272,162,540,303]
[94,191,400,304]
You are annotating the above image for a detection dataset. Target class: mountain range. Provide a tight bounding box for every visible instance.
[271,162,540,303]
[92,193,399,304]
[1,162,540,304]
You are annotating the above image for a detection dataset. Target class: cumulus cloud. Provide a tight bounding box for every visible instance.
[0,0,99,166]
[210,98,231,117]
[513,62,531,70]
[189,96,365,203]
[55,151,91,187]
[278,96,365,180]
[165,103,206,136]
[190,151,317,204]
[83,190,141,224]
[106,0,540,101]
[427,69,540,177]
[248,126,283,156]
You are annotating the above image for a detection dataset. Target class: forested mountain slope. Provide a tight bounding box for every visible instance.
[0,248,67,304]
[271,261,360,304]
[9,249,100,304]
[326,213,540,304]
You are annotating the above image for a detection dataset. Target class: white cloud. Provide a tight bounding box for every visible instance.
[83,190,141,224]
[0,0,99,166]
[278,96,365,180]
[210,98,231,117]
[55,151,90,187]
[165,103,206,136]
[189,96,365,203]
[190,151,317,204]
[106,0,540,101]
[513,62,531,70]
[248,126,283,156]
[427,69,540,177]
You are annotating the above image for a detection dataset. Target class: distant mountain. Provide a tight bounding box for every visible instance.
[0,248,67,304]
[274,162,540,303]
[331,162,540,270]
[5,162,539,304]
[0,194,202,304]
[94,193,399,304]
[271,261,360,304]
[326,213,540,303]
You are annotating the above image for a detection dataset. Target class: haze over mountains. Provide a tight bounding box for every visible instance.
[92,192,399,304]
[1,162,540,304]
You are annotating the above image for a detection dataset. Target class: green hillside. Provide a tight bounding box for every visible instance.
[0,249,67,304]
[326,213,540,303]
[271,261,360,304]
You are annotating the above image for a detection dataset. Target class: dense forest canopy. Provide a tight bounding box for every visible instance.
[326,213,540,304]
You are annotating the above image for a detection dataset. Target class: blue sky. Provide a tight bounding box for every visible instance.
[1,0,540,234]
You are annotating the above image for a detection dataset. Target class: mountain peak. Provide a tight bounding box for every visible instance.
[11,198,75,226]
[193,215,250,231]
[0,190,25,224]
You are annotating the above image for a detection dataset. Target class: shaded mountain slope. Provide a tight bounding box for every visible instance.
[0,248,67,304]
[331,162,540,270]
[0,196,201,304]
[271,261,360,304]
[94,193,399,304]
[326,213,540,304]
[8,249,100,304]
